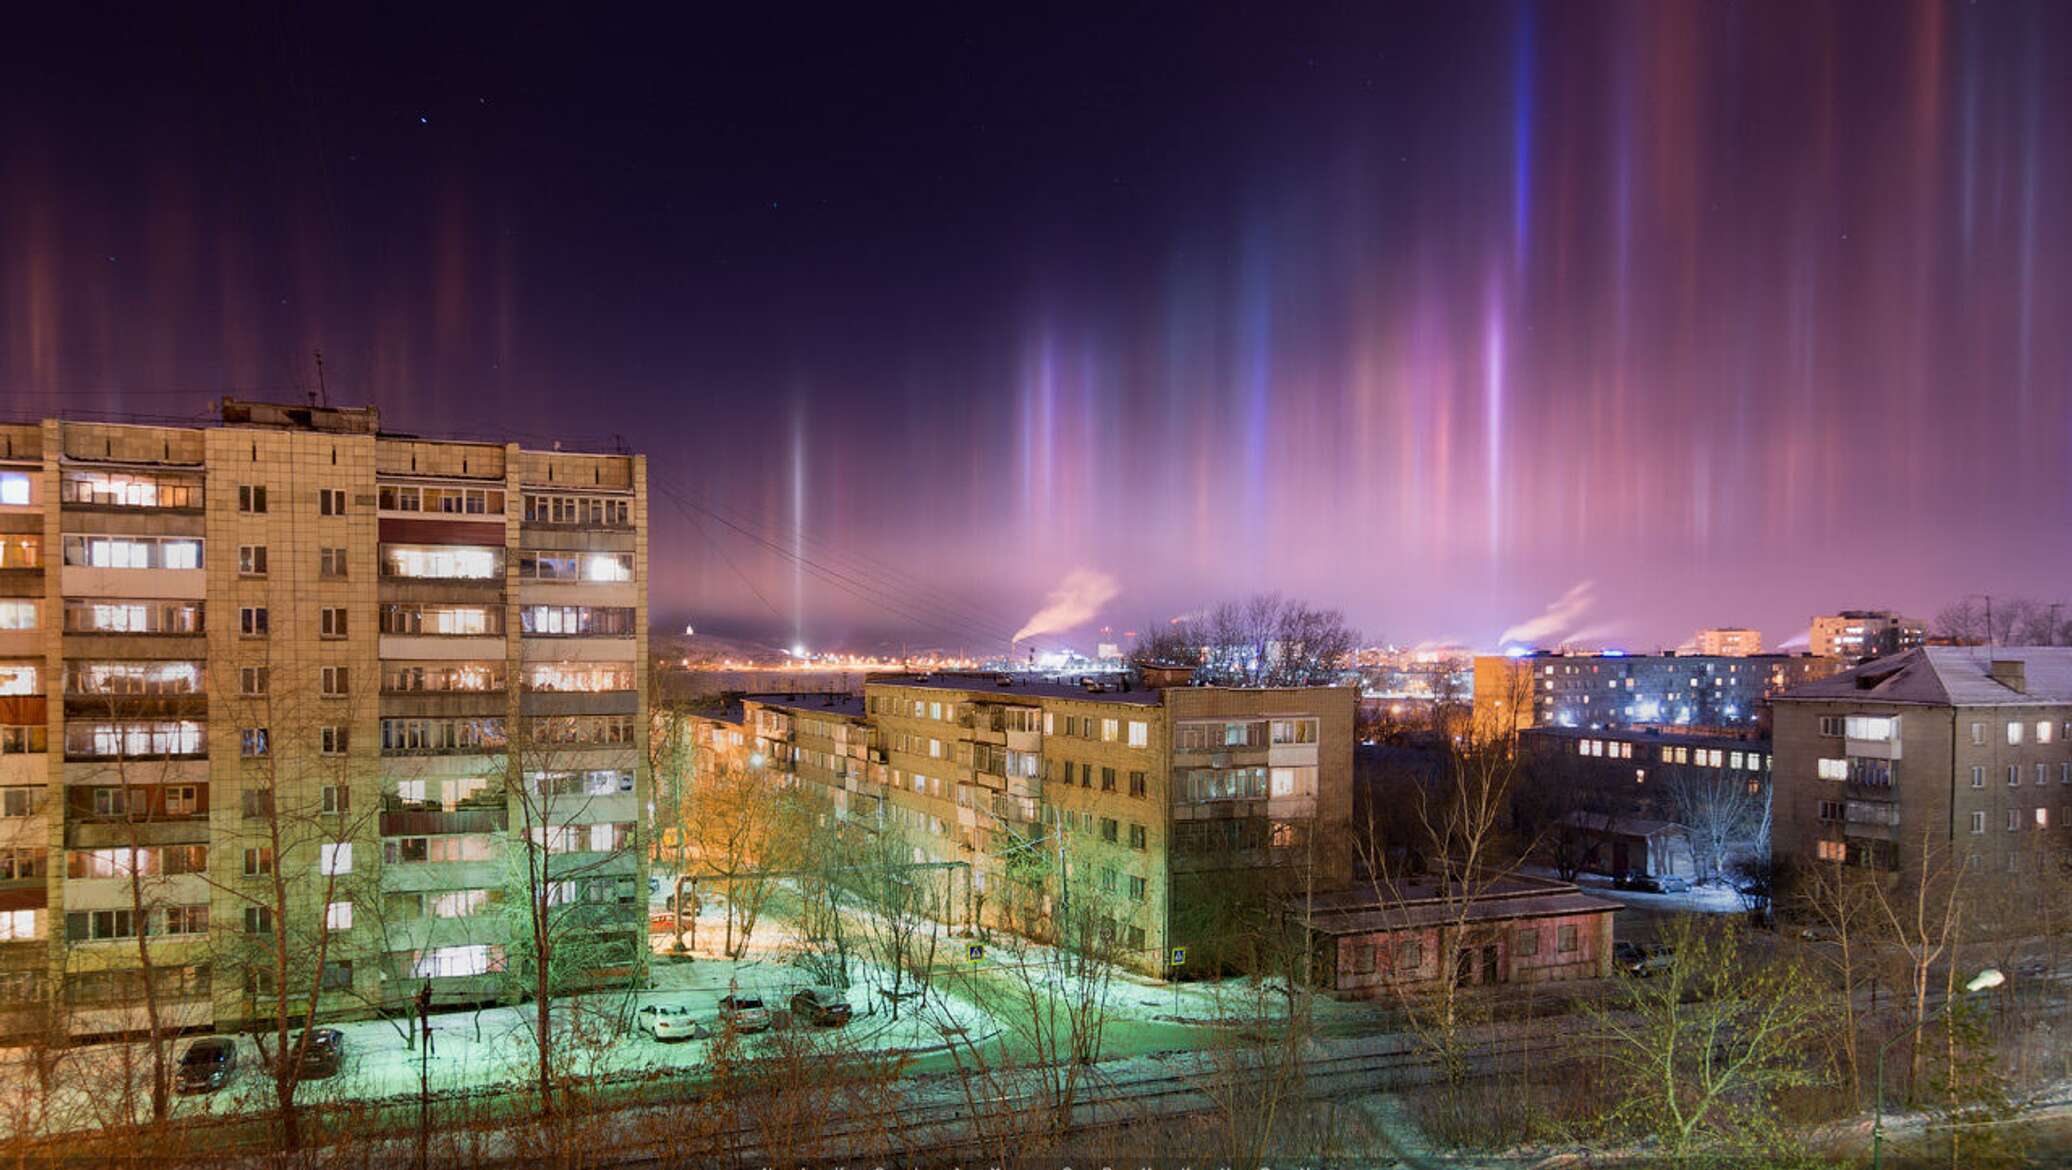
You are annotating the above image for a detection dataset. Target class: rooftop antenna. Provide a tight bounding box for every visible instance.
[313,348,329,407]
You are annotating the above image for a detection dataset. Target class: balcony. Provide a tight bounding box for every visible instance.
[991,794,1038,825]
[379,806,510,837]
[66,816,210,849]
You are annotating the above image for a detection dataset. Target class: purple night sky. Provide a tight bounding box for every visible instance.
[2,3,2067,654]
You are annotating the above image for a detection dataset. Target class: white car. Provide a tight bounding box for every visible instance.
[636,1003,701,1041]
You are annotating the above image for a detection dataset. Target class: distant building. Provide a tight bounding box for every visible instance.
[1522,725,1772,782]
[688,673,1356,976]
[1550,812,1695,879]
[1474,652,1844,735]
[1772,647,2072,885]
[1809,610,1926,662]
[1694,627,1763,657]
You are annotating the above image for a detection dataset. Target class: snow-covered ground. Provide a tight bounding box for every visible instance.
[1515,864,1747,915]
[0,880,1393,1138]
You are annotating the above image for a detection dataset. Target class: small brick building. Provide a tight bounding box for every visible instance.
[1304,876,1618,999]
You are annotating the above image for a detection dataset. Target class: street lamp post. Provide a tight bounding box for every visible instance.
[1871,967,2005,1170]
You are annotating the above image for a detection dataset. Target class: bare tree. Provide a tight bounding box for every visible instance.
[498,717,646,1118]
[850,821,946,1017]
[1355,665,1532,1099]
[1665,763,1764,881]
[1870,824,1971,1100]
[1935,595,2070,647]
[687,759,800,958]
[1790,855,1882,1101]
[60,679,211,1128]
[1131,594,1357,687]
[202,667,378,1153]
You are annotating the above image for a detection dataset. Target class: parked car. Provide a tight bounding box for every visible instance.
[176,1037,238,1094]
[716,994,771,1034]
[1607,865,1674,894]
[637,1003,701,1041]
[790,987,853,1027]
[1614,941,1675,977]
[292,1028,344,1079]
[1655,874,1692,894]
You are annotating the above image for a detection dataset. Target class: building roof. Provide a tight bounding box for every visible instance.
[1776,646,2072,708]
[1307,889,1621,936]
[865,673,1166,706]
[1555,811,1687,838]
[742,692,869,718]
[682,699,746,726]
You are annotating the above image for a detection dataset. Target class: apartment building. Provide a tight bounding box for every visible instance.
[1809,610,1926,662]
[1693,627,1763,657]
[700,674,1354,976]
[0,400,646,1038]
[1475,651,1842,736]
[1773,647,2072,887]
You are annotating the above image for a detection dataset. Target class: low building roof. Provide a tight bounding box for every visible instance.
[1777,646,2072,707]
[1307,890,1620,936]
[866,673,1166,706]
[1555,810,1687,838]
[742,692,868,718]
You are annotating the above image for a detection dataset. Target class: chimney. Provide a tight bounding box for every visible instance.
[1989,659,2028,694]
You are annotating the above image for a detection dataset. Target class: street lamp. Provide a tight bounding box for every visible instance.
[1871,967,2005,1169]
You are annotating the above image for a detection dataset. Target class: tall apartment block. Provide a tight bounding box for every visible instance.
[691,674,1354,975]
[1772,647,2072,886]
[0,400,647,1038]
[1693,627,1763,657]
[1474,651,1842,735]
[1809,610,1926,662]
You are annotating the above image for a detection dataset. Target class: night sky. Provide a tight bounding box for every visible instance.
[3,3,2068,654]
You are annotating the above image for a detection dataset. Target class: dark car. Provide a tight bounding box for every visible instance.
[293,1028,344,1079]
[1614,941,1674,977]
[176,1037,238,1094]
[1613,871,1664,893]
[790,987,853,1027]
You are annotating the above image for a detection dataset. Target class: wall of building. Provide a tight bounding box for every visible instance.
[1326,910,1612,999]
[0,409,649,1037]
[1775,698,2072,887]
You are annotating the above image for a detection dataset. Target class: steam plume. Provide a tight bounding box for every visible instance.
[1012,568,1120,644]
[1497,579,1596,646]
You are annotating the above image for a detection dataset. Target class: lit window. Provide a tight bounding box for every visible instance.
[2009,721,2025,746]
[325,901,353,931]
[2039,721,2055,745]
[412,944,501,979]
[319,843,352,875]
[0,473,29,506]
[1817,758,1848,781]
[1816,840,1846,862]
[1845,715,1896,742]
